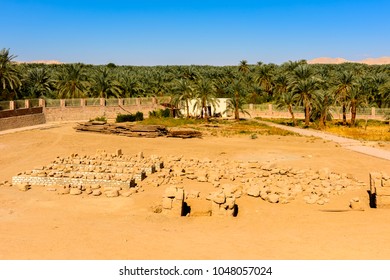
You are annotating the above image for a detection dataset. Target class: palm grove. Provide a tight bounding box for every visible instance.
[1,48,390,126]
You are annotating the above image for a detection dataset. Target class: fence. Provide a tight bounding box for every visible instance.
[1,98,389,121]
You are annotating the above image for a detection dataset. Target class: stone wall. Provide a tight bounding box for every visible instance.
[44,104,160,122]
[0,113,46,131]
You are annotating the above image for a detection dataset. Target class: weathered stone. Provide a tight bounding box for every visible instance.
[187,190,200,199]
[197,175,208,182]
[92,190,102,196]
[225,197,236,209]
[162,197,173,209]
[46,187,57,192]
[267,193,279,203]
[17,184,30,191]
[350,197,364,210]
[58,186,70,195]
[70,188,82,195]
[105,190,119,197]
[212,192,226,204]
[376,188,390,196]
[164,186,177,198]
[246,185,261,197]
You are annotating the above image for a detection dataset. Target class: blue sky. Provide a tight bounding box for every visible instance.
[2,0,389,65]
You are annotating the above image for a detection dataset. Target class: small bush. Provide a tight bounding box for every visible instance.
[90,116,107,122]
[116,112,144,123]
[149,108,171,118]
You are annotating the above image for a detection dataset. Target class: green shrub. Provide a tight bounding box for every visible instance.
[116,112,144,123]
[149,108,171,118]
[90,116,107,122]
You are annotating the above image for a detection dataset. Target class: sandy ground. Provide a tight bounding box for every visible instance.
[1,123,390,260]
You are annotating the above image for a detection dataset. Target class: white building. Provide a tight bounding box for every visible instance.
[179,98,231,118]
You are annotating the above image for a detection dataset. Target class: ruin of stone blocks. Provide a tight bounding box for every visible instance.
[162,186,185,216]
[369,172,390,208]
[11,150,164,196]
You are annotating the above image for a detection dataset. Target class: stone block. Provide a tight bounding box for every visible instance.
[164,186,177,198]
[246,185,261,197]
[162,197,173,209]
[70,188,82,195]
[105,190,119,197]
[92,190,102,196]
[267,193,279,203]
[212,192,226,204]
[376,196,390,208]
[376,188,390,196]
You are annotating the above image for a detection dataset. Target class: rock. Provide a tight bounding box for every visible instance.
[46,187,57,192]
[70,188,82,195]
[246,185,261,197]
[120,190,135,197]
[105,190,119,197]
[225,197,236,209]
[187,190,200,199]
[164,186,177,198]
[212,192,226,204]
[197,175,208,182]
[92,190,102,196]
[17,184,30,192]
[162,197,173,209]
[267,193,279,203]
[58,186,70,195]
[186,174,198,180]
[350,197,364,210]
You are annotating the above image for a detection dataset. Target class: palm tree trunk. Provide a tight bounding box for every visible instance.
[342,104,347,125]
[304,104,310,126]
[351,102,357,127]
[288,105,297,126]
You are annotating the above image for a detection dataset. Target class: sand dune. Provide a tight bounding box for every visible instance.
[308,56,390,65]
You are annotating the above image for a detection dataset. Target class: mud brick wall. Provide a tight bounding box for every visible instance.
[0,113,46,131]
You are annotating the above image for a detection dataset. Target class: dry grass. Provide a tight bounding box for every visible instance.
[324,125,390,141]
[140,118,296,137]
[257,117,390,142]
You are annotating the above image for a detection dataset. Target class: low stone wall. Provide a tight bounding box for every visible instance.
[0,113,46,131]
[44,104,161,122]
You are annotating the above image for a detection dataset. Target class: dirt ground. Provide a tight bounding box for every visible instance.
[1,122,390,260]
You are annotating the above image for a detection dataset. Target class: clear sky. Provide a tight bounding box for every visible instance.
[2,0,389,65]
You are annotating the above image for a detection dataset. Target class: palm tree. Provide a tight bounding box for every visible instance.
[275,91,299,126]
[22,67,54,98]
[255,64,275,100]
[290,65,319,126]
[226,78,249,120]
[90,67,121,98]
[0,48,21,100]
[56,64,89,99]
[348,77,370,127]
[334,70,354,125]
[238,60,250,75]
[312,90,335,128]
[172,79,194,118]
[117,72,142,97]
[193,77,218,119]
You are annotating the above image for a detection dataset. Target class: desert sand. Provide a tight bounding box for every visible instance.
[308,56,390,65]
[1,122,390,260]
